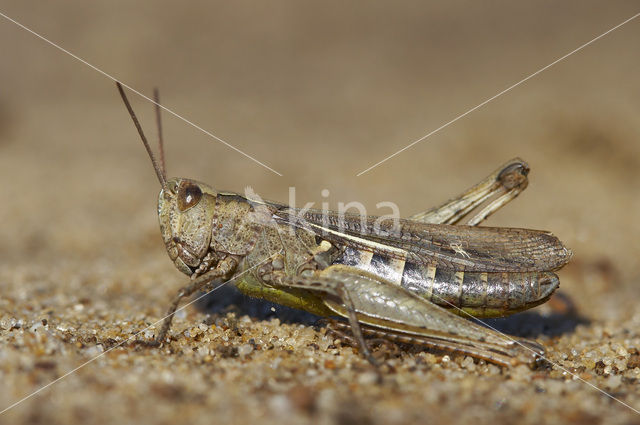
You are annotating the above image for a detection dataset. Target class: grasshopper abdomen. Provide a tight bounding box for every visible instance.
[335,246,559,317]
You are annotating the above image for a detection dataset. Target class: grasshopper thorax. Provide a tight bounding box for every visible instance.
[158,178,218,276]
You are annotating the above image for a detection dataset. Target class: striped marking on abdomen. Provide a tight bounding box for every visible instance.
[401,264,557,312]
[334,247,559,313]
[334,246,406,285]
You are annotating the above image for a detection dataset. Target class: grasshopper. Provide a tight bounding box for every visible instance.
[116,83,571,367]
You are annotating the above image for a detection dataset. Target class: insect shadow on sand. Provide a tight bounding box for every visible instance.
[196,286,321,325]
[483,292,588,339]
[197,287,588,339]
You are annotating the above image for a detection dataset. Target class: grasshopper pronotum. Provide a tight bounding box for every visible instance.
[117,83,571,367]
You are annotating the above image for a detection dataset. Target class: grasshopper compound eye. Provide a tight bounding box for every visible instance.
[177,182,202,211]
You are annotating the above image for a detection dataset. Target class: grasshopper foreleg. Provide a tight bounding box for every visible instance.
[152,256,238,345]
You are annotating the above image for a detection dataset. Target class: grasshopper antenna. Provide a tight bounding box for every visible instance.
[153,88,167,182]
[116,82,167,187]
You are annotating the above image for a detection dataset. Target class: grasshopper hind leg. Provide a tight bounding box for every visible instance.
[323,319,402,360]
[326,320,544,368]
[410,158,529,226]
[321,265,544,367]
[273,265,543,367]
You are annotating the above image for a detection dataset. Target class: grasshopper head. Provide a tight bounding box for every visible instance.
[158,178,218,276]
[115,83,220,276]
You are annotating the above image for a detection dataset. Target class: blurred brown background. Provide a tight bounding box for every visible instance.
[1,1,639,424]
[1,1,639,279]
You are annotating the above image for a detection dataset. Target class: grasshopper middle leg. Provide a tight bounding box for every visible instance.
[269,270,379,365]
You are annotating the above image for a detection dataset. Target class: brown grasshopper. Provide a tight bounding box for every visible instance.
[117,83,571,367]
